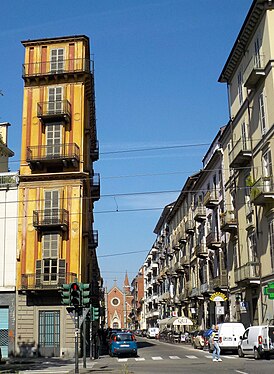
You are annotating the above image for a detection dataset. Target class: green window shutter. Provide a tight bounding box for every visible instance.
[36,259,42,287]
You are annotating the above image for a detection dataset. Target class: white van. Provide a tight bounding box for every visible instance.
[210,322,245,353]
[147,327,159,339]
[238,325,274,359]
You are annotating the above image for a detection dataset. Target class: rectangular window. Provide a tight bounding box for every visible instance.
[50,48,64,72]
[48,87,63,114]
[238,70,243,105]
[44,190,59,224]
[259,92,267,135]
[233,242,239,269]
[42,233,59,283]
[46,123,62,157]
[262,150,273,192]
[247,232,257,263]
[241,121,250,150]
[254,36,262,68]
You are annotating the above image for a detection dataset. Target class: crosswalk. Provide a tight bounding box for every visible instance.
[117,354,238,362]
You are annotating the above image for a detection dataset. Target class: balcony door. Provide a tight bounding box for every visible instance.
[262,150,273,192]
[42,233,59,284]
[46,123,62,158]
[39,310,60,357]
[48,87,63,114]
[50,48,64,73]
[44,190,59,224]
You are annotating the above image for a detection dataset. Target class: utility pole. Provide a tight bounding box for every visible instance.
[75,308,79,374]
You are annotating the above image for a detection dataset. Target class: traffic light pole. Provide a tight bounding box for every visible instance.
[90,320,93,359]
[83,315,86,368]
[75,308,79,374]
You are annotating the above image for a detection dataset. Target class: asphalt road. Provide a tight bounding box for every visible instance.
[2,337,274,373]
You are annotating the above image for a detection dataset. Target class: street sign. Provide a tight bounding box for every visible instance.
[216,306,224,315]
[79,308,90,328]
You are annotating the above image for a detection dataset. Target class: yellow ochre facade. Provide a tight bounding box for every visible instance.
[16,35,100,357]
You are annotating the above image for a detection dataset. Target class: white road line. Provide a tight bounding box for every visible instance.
[235,371,248,374]
[152,356,163,360]
[185,355,198,359]
[205,355,213,359]
[169,355,181,359]
[224,356,237,359]
[135,357,145,361]
[117,358,128,362]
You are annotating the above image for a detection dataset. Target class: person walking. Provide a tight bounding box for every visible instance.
[212,325,222,362]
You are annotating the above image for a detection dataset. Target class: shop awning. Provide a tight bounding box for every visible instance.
[167,316,193,326]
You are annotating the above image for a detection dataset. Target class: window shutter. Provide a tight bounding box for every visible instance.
[36,260,42,287]
[58,259,66,285]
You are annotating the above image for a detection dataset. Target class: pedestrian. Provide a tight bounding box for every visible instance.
[212,325,222,362]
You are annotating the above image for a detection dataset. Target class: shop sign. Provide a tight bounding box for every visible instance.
[210,292,228,302]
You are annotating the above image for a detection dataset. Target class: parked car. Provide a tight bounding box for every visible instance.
[192,330,205,349]
[238,325,274,359]
[109,332,138,357]
[147,327,159,338]
[208,323,245,353]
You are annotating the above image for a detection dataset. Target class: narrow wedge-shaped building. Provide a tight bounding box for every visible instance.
[16,35,100,357]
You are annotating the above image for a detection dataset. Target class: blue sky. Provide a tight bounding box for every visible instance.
[0,0,252,290]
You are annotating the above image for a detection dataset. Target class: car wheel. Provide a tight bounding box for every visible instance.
[254,347,261,360]
[238,346,244,358]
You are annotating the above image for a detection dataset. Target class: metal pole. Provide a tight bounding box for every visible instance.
[90,318,93,359]
[75,309,79,374]
[83,315,86,368]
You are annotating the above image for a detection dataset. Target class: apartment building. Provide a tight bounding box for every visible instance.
[16,35,100,357]
[0,122,18,358]
[219,0,274,325]
[131,267,145,330]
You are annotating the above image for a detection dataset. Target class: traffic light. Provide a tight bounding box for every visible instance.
[61,284,71,305]
[70,282,81,306]
[91,306,100,321]
[81,283,90,306]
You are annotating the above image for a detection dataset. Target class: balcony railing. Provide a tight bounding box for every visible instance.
[37,100,71,124]
[213,270,228,289]
[20,271,77,290]
[243,53,265,89]
[204,190,218,209]
[185,219,195,234]
[189,287,201,298]
[22,58,91,78]
[180,254,190,267]
[194,206,206,222]
[0,173,18,188]
[220,211,237,233]
[206,231,221,250]
[90,140,99,162]
[26,143,80,169]
[90,173,100,201]
[229,138,252,168]
[33,209,69,231]
[250,177,274,205]
[234,262,260,284]
[200,280,214,294]
[88,230,99,249]
[195,242,208,258]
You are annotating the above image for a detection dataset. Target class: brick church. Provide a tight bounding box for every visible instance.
[106,273,133,329]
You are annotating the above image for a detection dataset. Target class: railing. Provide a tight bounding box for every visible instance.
[189,287,200,298]
[194,206,206,221]
[33,209,69,228]
[243,53,265,85]
[0,173,18,188]
[206,231,221,248]
[251,176,274,202]
[200,281,214,294]
[229,137,251,166]
[88,230,98,248]
[204,190,218,207]
[20,272,77,290]
[234,262,260,283]
[22,58,91,77]
[185,220,195,233]
[195,242,208,257]
[213,270,228,288]
[26,143,80,162]
[37,100,71,120]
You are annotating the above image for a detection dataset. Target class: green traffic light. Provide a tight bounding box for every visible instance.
[81,283,90,306]
[61,283,71,305]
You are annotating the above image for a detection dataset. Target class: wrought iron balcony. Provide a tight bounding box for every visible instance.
[213,270,228,289]
[20,271,77,290]
[204,190,218,209]
[250,177,274,205]
[194,206,206,222]
[206,231,221,250]
[22,58,91,79]
[88,230,99,249]
[26,143,80,170]
[90,173,100,201]
[185,219,195,234]
[200,280,214,295]
[37,100,71,124]
[234,262,260,284]
[194,242,208,258]
[220,210,237,233]
[229,138,252,169]
[180,254,190,267]
[0,173,18,189]
[90,140,99,162]
[243,54,265,89]
[189,287,201,298]
[33,209,69,231]
[174,262,184,273]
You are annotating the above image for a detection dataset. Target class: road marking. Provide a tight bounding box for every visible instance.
[225,356,237,359]
[117,358,128,362]
[169,356,180,359]
[152,356,163,360]
[135,357,145,361]
[235,371,248,374]
[185,355,198,359]
[205,355,213,359]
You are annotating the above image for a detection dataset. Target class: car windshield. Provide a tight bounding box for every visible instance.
[116,334,134,342]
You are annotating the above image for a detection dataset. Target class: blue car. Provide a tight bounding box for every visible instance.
[109,332,138,357]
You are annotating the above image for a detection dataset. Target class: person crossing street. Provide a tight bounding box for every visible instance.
[212,325,222,362]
